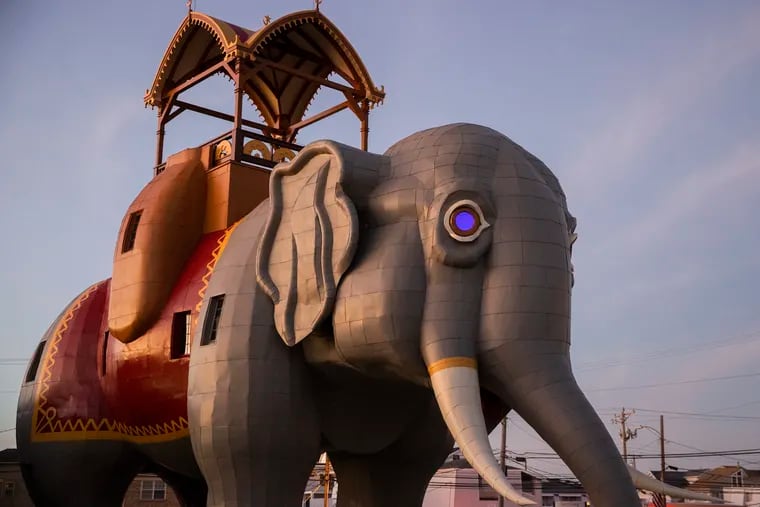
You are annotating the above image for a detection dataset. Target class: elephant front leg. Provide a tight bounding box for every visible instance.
[328,396,454,507]
[189,328,322,507]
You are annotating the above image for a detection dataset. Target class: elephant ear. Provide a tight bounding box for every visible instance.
[257,141,383,345]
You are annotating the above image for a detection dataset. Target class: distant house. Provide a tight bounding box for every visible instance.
[686,465,760,505]
[0,448,33,507]
[540,479,590,506]
[423,456,542,507]
[635,465,759,506]
[121,474,181,506]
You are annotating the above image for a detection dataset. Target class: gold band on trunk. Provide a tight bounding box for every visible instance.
[427,357,477,375]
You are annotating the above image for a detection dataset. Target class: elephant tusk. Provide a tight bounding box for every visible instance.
[429,362,536,506]
[628,466,725,503]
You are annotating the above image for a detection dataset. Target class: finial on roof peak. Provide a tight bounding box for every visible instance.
[314,0,322,12]
[263,15,271,25]
[186,0,192,15]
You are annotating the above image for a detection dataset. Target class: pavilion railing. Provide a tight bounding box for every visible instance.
[154,129,303,176]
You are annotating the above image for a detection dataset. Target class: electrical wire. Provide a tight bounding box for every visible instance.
[575,329,760,372]
[586,371,760,392]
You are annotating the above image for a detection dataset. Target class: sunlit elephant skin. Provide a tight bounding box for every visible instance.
[188,123,641,507]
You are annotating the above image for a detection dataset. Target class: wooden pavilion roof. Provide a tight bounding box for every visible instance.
[144,9,385,131]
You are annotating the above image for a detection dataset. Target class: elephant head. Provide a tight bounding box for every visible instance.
[251,123,711,506]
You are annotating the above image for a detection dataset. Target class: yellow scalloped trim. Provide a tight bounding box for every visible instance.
[32,224,239,444]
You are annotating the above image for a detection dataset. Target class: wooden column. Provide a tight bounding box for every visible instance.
[155,111,165,168]
[360,99,369,151]
[231,58,244,161]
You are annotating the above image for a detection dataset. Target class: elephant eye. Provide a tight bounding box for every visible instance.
[443,200,489,242]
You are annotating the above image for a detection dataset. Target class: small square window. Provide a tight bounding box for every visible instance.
[171,311,192,358]
[121,210,142,253]
[139,478,167,501]
[201,295,225,345]
[25,341,46,383]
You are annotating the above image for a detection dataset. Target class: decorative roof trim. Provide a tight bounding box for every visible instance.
[145,9,385,120]
[144,13,254,108]
[245,10,384,103]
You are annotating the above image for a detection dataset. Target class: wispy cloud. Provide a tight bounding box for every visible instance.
[564,5,760,200]
[589,140,760,264]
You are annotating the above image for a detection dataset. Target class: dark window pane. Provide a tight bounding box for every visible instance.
[25,341,46,383]
[201,295,225,345]
[121,211,142,253]
[171,311,192,358]
[100,331,109,376]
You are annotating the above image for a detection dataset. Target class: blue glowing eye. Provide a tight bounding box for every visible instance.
[444,199,489,242]
[448,204,482,238]
[453,209,477,232]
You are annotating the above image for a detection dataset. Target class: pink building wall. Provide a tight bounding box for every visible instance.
[423,468,541,507]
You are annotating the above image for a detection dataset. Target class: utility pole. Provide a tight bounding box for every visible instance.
[323,455,331,507]
[498,416,507,507]
[660,415,666,485]
[611,407,637,463]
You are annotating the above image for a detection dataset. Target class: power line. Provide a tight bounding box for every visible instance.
[615,406,760,421]
[586,371,760,392]
[575,329,760,372]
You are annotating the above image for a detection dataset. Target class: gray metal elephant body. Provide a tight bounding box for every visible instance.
[188,123,639,506]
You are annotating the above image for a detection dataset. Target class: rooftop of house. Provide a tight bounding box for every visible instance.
[0,448,18,464]
[689,466,760,488]
[541,478,586,495]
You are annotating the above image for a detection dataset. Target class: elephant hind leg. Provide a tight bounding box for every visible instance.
[20,440,143,507]
[149,464,208,507]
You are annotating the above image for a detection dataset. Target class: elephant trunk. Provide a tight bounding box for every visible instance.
[480,344,640,507]
[421,264,535,505]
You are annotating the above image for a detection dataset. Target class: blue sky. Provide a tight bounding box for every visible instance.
[1,0,759,477]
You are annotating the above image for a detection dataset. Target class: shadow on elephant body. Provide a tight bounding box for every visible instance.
[18,439,144,507]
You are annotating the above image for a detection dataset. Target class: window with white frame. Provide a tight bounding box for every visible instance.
[139,478,167,500]
[732,470,744,487]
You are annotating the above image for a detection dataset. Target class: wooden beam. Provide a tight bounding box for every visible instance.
[342,91,363,118]
[165,105,185,124]
[240,128,303,151]
[162,60,229,100]
[172,100,274,133]
[292,27,357,87]
[254,57,359,96]
[174,100,234,123]
[240,153,277,169]
[288,101,349,131]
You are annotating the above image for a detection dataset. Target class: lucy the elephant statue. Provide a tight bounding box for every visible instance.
[19,123,716,507]
[189,122,633,507]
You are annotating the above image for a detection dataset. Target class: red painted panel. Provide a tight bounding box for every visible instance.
[34,230,227,442]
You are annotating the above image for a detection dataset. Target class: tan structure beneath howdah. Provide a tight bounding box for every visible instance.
[203,160,270,234]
